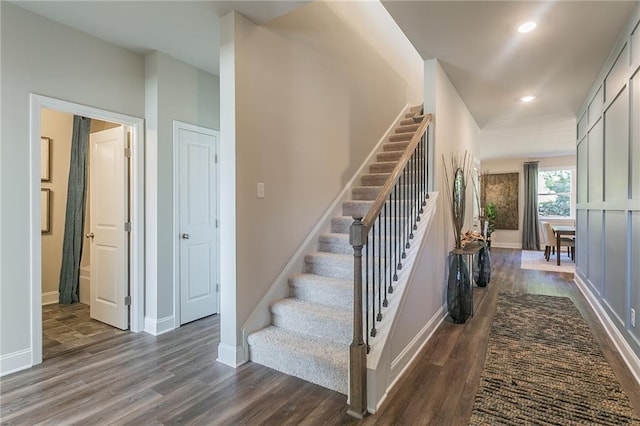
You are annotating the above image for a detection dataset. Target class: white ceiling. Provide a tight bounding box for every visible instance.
[11,1,311,76]
[11,1,637,160]
[382,1,636,159]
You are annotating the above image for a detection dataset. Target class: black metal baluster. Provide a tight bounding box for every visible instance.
[365,233,370,349]
[400,171,404,257]
[413,147,418,228]
[404,166,410,253]
[420,135,425,212]
[384,200,389,305]
[377,213,382,321]
[387,194,393,293]
[425,130,430,200]
[394,182,401,277]
[371,222,377,337]
[409,150,417,236]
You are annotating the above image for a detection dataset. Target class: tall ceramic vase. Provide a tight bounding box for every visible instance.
[473,244,491,287]
[445,162,472,324]
[447,253,472,323]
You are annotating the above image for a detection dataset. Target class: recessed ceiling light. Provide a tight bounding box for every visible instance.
[518,22,537,33]
[519,95,536,103]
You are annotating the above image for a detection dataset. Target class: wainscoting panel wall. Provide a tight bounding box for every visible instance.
[603,210,627,326]
[604,87,629,202]
[576,210,588,271]
[587,119,603,203]
[577,139,587,203]
[576,9,640,358]
[632,72,640,200]
[632,212,640,343]
[587,210,603,295]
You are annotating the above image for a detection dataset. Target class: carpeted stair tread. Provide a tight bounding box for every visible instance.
[377,151,403,162]
[383,141,410,152]
[352,186,382,201]
[331,216,354,234]
[342,200,373,217]
[369,161,397,173]
[289,273,352,310]
[400,117,418,126]
[305,251,353,280]
[389,132,413,142]
[409,105,422,112]
[318,232,352,254]
[362,173,391,186]
[343,199,416,218]
[395,124,419,133]
[247,326,348,394]
[271,298,351,345]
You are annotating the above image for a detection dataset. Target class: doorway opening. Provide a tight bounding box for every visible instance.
[29,94,144,366]
[40,110,131,359]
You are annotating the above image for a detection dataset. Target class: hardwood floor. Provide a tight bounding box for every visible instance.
[42,303,128,359]
[1,249,638,425]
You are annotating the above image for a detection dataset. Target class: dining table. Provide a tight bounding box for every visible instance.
[551,224,576,266]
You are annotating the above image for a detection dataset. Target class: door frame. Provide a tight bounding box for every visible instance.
[172,120,220,327]
[29,94,145,365]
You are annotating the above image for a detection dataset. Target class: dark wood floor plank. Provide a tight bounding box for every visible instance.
[1,249,638,425]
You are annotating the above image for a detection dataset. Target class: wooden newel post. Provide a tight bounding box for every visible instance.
[348,217,367,419]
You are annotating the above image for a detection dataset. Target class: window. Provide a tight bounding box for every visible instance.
[537,169,574,218]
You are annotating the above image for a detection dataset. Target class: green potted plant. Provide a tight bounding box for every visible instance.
[484,202,497,248]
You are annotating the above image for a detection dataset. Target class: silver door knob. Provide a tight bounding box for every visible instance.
[85,232,94,240]
[181,233,190,239]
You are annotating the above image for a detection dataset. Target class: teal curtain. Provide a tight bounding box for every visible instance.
[59,116,91,304]
[522,161,540,251]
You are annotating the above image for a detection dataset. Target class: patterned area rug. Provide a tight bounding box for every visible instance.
[470,293,640,425]
[521,249,575,273]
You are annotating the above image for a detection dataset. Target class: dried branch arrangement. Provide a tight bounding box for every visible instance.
[442,151,474,248]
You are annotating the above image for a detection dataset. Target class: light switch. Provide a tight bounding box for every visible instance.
[257,182,265,198]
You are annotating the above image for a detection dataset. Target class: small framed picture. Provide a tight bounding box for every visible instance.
[41,137,51,182]
[41,188,51,234]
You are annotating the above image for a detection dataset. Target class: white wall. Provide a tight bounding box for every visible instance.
[575,5,640,361]
[481,155,577,249]
[144,51,220,332]
[325,1,423,103]
[428,59,481,249]
[0,2,145,371]
[218,2,420,360]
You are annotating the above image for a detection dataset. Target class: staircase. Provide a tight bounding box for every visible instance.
[247,105,425,394]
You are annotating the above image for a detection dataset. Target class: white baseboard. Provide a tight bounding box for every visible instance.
[491,242,522,249]
[144,315,174,336]
[42,291,59,305]
[574,274,640,386]
[217,343,246,368]
[0,348,32,377]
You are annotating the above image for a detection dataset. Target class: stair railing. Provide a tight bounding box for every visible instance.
[347,112,432,418]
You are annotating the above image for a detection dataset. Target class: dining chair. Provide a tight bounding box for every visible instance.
[542,222,574,262]
[539,221,551,260]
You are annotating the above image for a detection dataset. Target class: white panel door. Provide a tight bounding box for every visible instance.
[178,127,218,324]
[89,126,129,330]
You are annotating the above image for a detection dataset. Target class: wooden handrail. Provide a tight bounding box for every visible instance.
[361,114,432,231]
